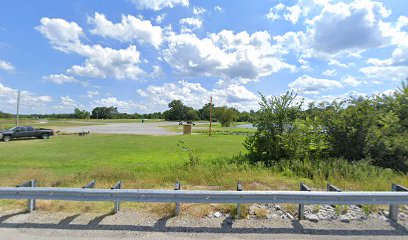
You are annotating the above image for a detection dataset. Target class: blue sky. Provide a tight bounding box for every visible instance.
[0,0,407,114]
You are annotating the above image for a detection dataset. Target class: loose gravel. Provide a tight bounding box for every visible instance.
[1,205,407,240]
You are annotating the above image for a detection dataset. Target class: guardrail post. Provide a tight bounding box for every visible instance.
[174,182,181,216]
[111,181,122,213]
[82,180,96,189]
[16,179,37,213]
[298,182,311,220]
[237,181,243,217]
[327,183,342,208]
[389,183,408,221]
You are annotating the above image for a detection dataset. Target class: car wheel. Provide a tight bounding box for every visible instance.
[41,134,49,140]
[2,135,11,142]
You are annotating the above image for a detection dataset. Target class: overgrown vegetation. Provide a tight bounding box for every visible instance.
[245,81,408,172]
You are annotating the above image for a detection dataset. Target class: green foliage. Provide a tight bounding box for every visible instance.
[163,100,199,121]
[214,106,239,127]
[91,106,119,119]
[244,91,303,164]
[247,81,408,172]
[74,108,90,119]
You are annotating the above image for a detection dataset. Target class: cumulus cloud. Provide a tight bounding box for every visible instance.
[36,17,145,80]
[42,74,79,84]
[163,30,294,81]
[0,60,15,72]
[193,7,206,15]
[131,0,189,11]
[288,75,343,94]
[270,0,405,60]
[322,69,336,77]
[88,12,163,48]
[92,97,143,113]
[137,80,260,111]
[307,0,392,55]
[179,17,202,33]
[87,90,99,98]
[214,6,223,12]
[35,17,83,52]
[341,75,361,87]
[0,83,52,113]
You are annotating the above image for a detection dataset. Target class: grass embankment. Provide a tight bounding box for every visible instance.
[0,134,406,215]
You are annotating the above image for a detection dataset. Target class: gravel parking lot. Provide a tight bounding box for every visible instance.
[60,122,181,135]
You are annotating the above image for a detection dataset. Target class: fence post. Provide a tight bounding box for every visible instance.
[16,179,36,213]
[111,181,122,213]
[389,183,408,221]
[298,182,311,220]
[82,180,96,189]
[174,182,181,216]
[237,181,243,217]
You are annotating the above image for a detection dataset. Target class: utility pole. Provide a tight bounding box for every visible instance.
[16,90,21,126]
[209,96,212,136]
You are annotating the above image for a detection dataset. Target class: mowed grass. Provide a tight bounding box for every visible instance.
[0,134,246,188]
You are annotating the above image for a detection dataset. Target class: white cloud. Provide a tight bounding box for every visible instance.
[155,13,166,24]
[93,97,142,113]
[307,0,393,55]
[0,83,52,113]
[266,3,285,21]
[60,96,76,106]
[137,80,260,111]
[88,12,163,49]
[132,0,189,11]
[163,30,294,81]
[284,5,302,24]
[179,17,203,32]
[341,75,361,87]
[214,6,223,12]
[37,17,145,80]
[322,69,336,77]
[42,74,79,84]
[0,60,15,72]
[193,7,206,15]
[87,90,99,98]
[35,17,83,53]
[289,75,343,94]
[328,59,352,68]
[360,65,408,82]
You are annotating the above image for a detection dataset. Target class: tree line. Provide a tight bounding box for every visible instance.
[245,81,408,173]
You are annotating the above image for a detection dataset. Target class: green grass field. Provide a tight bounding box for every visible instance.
[0,134,246,188]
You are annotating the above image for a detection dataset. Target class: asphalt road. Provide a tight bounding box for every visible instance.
[1,210,407,240]
[60,121,181,135]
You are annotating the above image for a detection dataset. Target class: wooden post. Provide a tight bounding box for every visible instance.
[209,96,212,136]
[174,182,181,216]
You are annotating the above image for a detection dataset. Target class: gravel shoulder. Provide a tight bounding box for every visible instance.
[1,209,407,240]
[60,122,182,135]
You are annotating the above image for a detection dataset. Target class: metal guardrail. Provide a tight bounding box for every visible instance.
[2,181,408,221]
